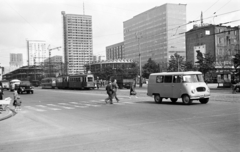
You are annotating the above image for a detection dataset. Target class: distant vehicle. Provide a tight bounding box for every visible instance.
[147,71,210,105]
[31,80,40,87]
[0,80,10,90]
[9,79,21,91]
[110,76,135,89]
[41,77,56,89]
[56,74,95,90]
[56,75,69,89]
[17,81,34,94]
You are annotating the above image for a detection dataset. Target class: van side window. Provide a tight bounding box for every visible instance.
[156,75,163,83]
[164,75,172,83]
[173,75,182,83]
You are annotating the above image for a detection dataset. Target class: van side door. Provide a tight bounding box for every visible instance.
[162,75,173,98]
[172,75,182,98]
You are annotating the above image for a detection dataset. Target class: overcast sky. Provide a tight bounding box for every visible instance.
[0,0,239,67]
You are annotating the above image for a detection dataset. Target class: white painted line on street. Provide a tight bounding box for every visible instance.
[36,105,61,110]
[47,104,74,109]
[24,106,46,112]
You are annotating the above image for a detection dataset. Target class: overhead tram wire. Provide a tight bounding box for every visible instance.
[213,0,232,14]
[3,0,38,32]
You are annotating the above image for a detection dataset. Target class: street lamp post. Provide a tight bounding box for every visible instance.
[136,32,142,87]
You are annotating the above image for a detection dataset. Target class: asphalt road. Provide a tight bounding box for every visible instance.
[0,87,239,152]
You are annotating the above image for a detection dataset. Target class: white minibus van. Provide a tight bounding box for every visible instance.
[147,71,210,105]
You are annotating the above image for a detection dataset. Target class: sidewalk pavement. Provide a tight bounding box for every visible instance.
[0,107,16,121]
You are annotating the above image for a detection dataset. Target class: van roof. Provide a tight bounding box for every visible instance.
[150,71,202,76]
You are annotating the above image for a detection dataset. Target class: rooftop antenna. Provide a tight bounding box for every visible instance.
[83,1,85,15]
[201,11,203,26]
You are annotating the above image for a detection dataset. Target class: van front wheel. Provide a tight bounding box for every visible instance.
[154,95,162,103]
[182,95,192,105]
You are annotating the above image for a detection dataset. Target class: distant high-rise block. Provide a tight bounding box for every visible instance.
[62,11,93,75]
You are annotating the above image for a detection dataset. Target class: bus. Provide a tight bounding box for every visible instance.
[9,79,21,91]
[41,77,56,89]
[68,74,95,89]
[147,71,210,105]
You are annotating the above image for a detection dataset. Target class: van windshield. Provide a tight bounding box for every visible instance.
[183,74,204,83]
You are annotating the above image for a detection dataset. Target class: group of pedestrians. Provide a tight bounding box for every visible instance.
[104,79,137,104]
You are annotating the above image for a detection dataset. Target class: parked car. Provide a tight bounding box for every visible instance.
[17,81,34,94]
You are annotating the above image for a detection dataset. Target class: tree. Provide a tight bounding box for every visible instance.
[197,53,216,80]
[184,61,198,71]
[232,53,240,80]
[142,58,160,79]
[167,53,185,72]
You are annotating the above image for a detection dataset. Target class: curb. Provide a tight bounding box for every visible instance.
[0,107,17,121]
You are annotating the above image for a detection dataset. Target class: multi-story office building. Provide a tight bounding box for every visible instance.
[27,40,47,66]
[62,11,93,75]
[106,42,124,60]
[123,3,186,68]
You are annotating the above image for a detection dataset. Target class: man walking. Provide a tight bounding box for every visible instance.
[105,81,113,104]
[112,79,119,102]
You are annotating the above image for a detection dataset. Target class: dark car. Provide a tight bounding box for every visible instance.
[17,81,34,94]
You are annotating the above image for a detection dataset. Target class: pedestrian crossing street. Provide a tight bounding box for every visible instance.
[23,97,141,112]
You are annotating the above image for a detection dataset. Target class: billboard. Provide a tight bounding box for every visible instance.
[193,45,206,65]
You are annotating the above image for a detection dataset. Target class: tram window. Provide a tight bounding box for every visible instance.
[87,77,93,82]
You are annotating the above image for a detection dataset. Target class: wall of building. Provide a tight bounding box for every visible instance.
[106,42,124,60]
[27,40,47,66]
[62,11,93,75]
[123,3,186,67]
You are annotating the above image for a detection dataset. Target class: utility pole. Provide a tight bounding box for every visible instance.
[136,32,142,87]
[48,46,61,77]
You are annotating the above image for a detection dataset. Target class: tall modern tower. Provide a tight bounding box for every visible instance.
[123,3,186,69]
[61,11,93,75]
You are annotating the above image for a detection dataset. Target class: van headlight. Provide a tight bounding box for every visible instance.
[191,89,196,94]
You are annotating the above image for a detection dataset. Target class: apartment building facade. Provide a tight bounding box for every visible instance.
[123,3,186,68]
[106,42,124,60]
[62,11,93,75]
[186,24,240,65]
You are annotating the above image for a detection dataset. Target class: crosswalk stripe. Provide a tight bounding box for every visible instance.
[47,104,75,109]
[24,106,46,112]
[36,105,61,110]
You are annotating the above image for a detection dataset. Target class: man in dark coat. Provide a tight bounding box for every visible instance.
[105,81,113,104]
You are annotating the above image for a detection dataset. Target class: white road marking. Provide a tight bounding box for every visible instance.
[36,105,61,110]
[24,106,46,112]
[47,104,74,109]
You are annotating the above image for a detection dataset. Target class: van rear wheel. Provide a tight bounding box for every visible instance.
[170,98,178,103]
[182,95,192,105]
[154,94,162,103]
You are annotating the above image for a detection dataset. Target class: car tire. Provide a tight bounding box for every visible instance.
[154,94,162,103]
[182,95,192,105]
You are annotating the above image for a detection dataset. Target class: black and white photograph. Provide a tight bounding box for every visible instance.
[0,0,239,151]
